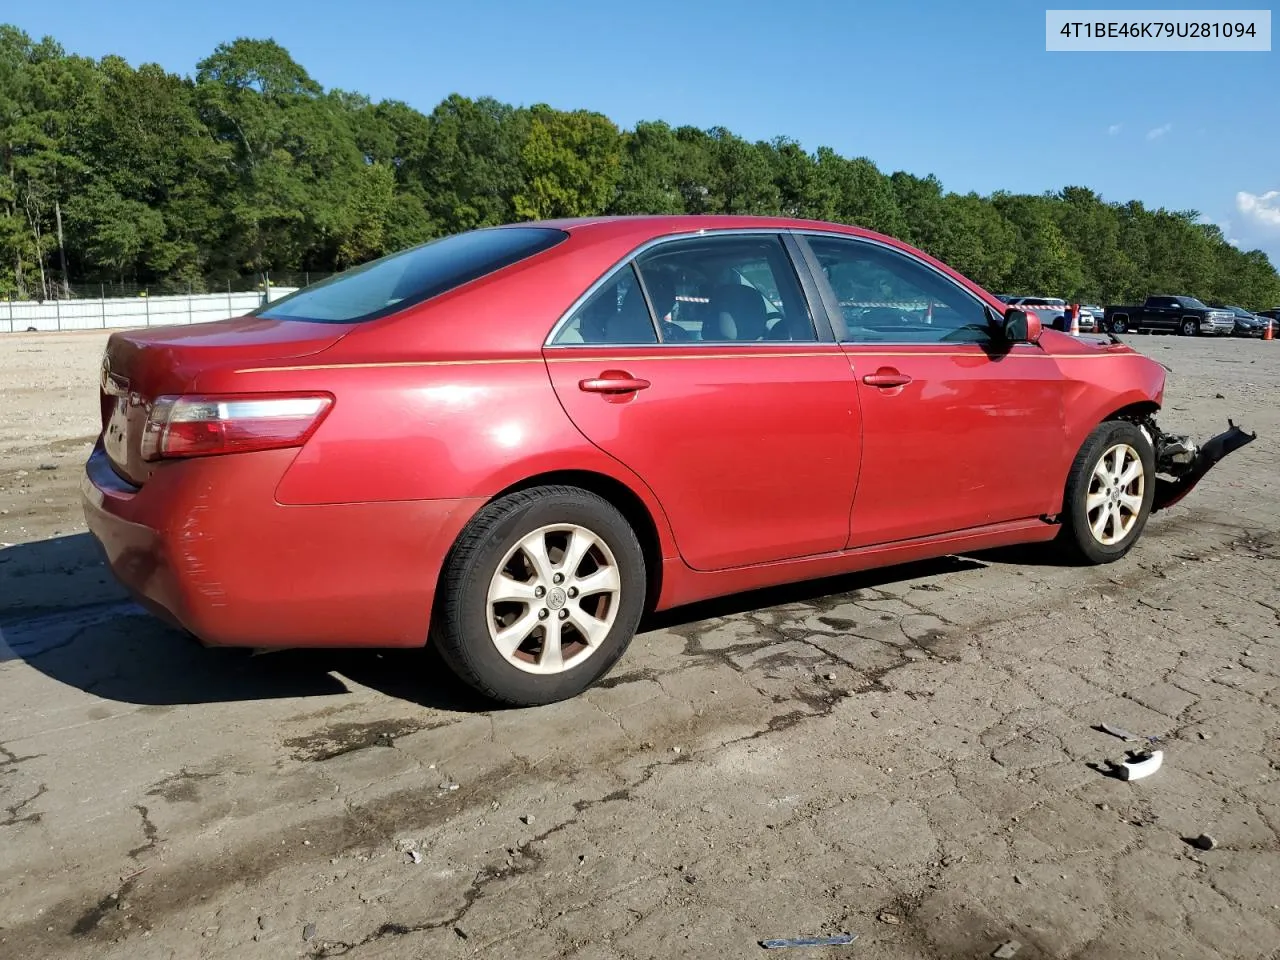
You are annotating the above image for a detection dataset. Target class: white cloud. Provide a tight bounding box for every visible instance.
[1107,123,1123,135]
[1236,190,1280,230]
[1146,123,1172,141]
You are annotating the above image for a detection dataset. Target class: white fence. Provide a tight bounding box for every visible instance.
[1,288,300,334]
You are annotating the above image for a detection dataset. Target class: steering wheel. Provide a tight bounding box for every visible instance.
[660,321,694,342]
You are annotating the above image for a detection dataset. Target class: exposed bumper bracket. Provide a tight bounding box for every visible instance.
[1144,418,1257,512]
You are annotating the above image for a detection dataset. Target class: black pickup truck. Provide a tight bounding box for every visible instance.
[1102,296,1237,336]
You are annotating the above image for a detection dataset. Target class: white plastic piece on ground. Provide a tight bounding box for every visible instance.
[1118,750,1163,781]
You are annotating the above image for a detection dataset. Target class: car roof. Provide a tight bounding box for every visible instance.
[527,214,882,245]
[495,215,1009,315]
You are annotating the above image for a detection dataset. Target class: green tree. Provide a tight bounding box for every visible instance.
[514,105,621,220]
[422,94,528,233]
[705,127,778,214]
[1,23,1276,310]
[610,120,685,215]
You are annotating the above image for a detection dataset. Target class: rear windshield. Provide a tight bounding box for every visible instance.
[257,226,568,324]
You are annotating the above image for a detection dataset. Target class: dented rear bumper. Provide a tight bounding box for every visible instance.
[1144,419,1257,512]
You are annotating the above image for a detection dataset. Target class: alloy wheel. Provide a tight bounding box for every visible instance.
[1086,443,1145,545]
[486,524,621,675]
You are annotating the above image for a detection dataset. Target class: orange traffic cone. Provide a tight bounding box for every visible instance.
[1265,318,1274,341]
[1069,304,1080,336]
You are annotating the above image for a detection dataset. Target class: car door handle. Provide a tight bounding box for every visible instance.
[579,372,651,394]
[862,371,912,388]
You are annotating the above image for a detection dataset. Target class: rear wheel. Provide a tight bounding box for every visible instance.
[1180,317,1198,336]
[431,486,646,706]
[1059,420,1155,564]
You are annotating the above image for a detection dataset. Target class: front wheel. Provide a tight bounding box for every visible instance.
[1180,317,1198,336]
[1110,317,1128,334]
[1059,420,1155,564]
[431,486,647,706]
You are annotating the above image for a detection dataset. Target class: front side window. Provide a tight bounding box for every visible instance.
[258,227,568,324]
[805,236,993,344]
[634,235,816,343]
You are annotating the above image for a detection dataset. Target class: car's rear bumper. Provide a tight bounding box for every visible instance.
[81,444,484,649]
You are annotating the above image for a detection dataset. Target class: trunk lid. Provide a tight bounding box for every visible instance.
[99,316,354,486]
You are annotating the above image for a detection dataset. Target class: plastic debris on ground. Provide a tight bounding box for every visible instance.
[760,933,858,949]
[993,940,1022,958]
[1098,721,1160,744]
[1111,749,1164,781]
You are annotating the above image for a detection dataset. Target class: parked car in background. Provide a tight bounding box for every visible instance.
[1211,304,1270,338]
[1255,309,1279,334]
[1007,296,1067,328]
[1007,297,1095,333]
[80,215,1256,706]
[1103,296,1236,336]
[1084,305,1107,331]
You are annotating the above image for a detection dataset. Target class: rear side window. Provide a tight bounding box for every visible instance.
[257,227,568,324]
[551,264,659,345]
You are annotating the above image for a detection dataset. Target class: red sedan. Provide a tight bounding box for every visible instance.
[82,216,1253,705]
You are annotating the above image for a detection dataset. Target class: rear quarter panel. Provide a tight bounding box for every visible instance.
[203,358,677,556]
[193,244,683,560]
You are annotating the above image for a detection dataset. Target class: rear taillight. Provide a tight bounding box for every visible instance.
[141,393,333,461]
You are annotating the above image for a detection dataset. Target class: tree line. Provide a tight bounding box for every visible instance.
[3,25,1277,309]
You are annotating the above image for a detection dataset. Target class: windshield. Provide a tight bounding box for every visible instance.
[257,227,568,324]
[1180,297,1208,309]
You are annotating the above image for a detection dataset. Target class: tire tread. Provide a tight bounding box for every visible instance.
[1058,419,1155,565]
[432,485,644,706]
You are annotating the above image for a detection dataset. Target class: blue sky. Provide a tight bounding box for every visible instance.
[10,0,1279,263]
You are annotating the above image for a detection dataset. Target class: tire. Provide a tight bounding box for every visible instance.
[1110,317,1128,334]
[1059,420,1156,565]
[431,485,646,706]
[1180,317,1198,336]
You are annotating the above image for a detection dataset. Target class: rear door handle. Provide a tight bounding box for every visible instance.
[862,371,912,388]
[579,372,651,394]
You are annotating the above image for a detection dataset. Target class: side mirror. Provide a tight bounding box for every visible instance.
[1001,308,1041,343]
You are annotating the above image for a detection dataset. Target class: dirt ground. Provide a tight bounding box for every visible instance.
[1,330,1278,960]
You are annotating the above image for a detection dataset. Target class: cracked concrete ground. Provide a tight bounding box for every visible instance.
[1,330,1278,960]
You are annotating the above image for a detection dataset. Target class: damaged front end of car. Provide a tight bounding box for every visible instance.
[1137,417,1257,512]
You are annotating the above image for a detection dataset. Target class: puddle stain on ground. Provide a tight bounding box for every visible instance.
[282,718,446,762]
[145,769,220,804]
